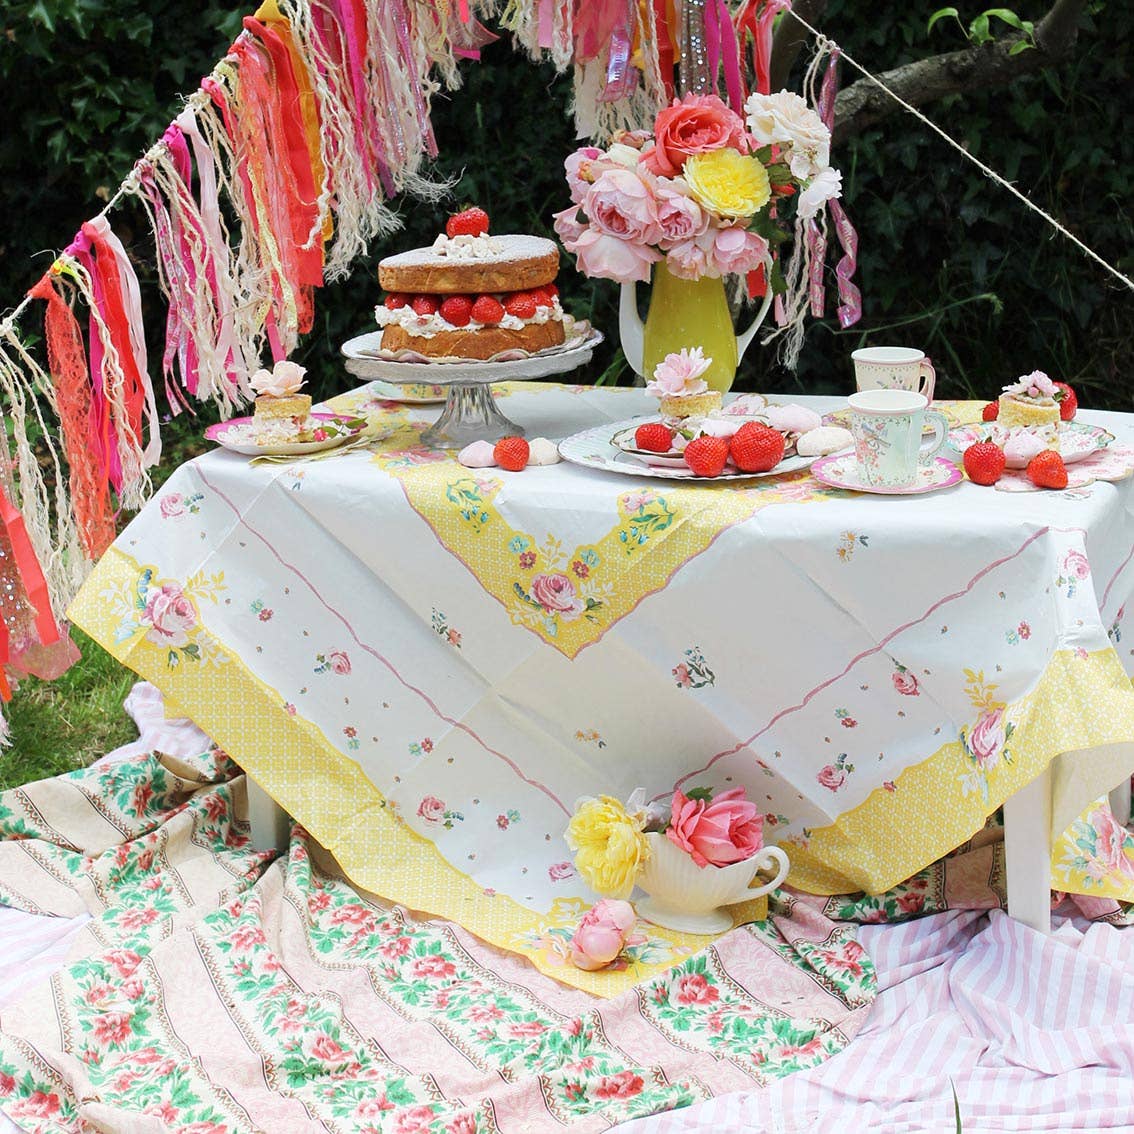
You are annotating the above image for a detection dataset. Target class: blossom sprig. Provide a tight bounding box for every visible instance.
[554,91,842,286]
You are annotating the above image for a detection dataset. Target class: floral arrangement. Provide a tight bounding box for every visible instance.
[565,785,765,896]
[554,91,842,286]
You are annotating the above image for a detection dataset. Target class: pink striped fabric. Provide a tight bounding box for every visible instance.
[617,908,1134,1132]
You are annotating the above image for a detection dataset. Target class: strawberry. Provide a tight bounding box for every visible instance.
[962,440,1006,486]
[683,436,730,477]
[1054,381,1078,421]
[446,207,490,239]
[439,295,473,327]
[545,282,559,300]
[384,292,409,309]
[504,292,539,320]
[493,436,530,471]
[729,421,785,473]
[634,422,674,452]
[410,295,438,316]
[471,295,505,325]
[530,286,553,307]
[1027,450,1068,490]
[982,401,999,422]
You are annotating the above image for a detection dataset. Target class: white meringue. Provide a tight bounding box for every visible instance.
[458,440,498,468]
[797,425,854,457]
[1001,428,1048,466]
[527,437,561,466]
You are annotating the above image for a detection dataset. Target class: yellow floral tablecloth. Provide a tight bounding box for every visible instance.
[69,383,1134,991]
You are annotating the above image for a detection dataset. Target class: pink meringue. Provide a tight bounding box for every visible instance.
[458,440,498,468]
[763,404,822,435]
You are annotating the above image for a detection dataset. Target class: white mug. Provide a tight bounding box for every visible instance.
[852,346,936,402]
[848,389,949,489]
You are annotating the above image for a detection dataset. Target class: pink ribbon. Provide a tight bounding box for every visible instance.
[599,2,639,103]
[705,0,744,113]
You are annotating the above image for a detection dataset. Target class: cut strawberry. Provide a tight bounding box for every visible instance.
[439,295,473,327]
[729,422,784,473]
[683,436,730,477]
[446,207,490,239]
[384,292,409,309]
[1026,450,1068,490]
[493,436,530,471]
[410,295,438,316]
[962,441,1006,486]
[530,286,553,307]
[982,402,999,422]
[504,292,539,320]
[634,422,674,453]
[471,295,505,325]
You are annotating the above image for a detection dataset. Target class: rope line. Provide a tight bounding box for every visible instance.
[786,11,1134,294]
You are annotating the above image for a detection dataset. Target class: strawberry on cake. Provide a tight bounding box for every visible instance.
[375,208,566,360]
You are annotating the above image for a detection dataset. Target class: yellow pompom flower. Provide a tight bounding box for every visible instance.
[566,795,650,899]
[683,148,771,219]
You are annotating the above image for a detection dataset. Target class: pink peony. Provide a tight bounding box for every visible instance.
[564,146,608,204]
[708,225,769,276]
[646,347,712,397]
[141,583,196,649]
[966,708,1006,769]
[417,796,445,823]
[593,1070,645,1100]
[530,572,586,621]
[570,227,660,284]
[159,493,185,519]
[641,93,749,178]
[654,181,709,246]
[817,764,847,792]
[666,787,763,867]
[675,972,719,1005]
[308,1032,349,1064]
[569,899,637,971]
[584,168,663,246]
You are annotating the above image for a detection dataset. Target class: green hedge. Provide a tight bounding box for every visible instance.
[1,0,1130,414]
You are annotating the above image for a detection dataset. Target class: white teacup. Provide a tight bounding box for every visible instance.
[852,346,936,402]
[848,389,949,489]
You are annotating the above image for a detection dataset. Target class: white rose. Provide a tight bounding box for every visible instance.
[252,360,306,397]
[744,90,832,181]
[797,167,843,220]
[606,142,644,169]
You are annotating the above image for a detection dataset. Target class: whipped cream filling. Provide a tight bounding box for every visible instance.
[375,297,564,338]
[429,232,505,259]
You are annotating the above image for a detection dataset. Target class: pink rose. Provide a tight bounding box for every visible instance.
[569,898,637,971]
[92,1011,132,1046]
[646,346,711,397]
[159,492,185,519]
[328,649,351,675]
[1064,549,1091,581]
[666,787,763,867]
[417,796,445,824]
[308,1032,349,1064]
[530,572,586,621]
[966,708,1006,769]
[593,1070,645,1100]
[570,227,661,284]
[553,204,587,246]
[548,860,575,881]
[564,146,607,204]
[892,670,919,696]
[664,230,716,280]
[707,225,769,276]
[654,180,709,246]
[675,972,719,1005]
[817,764,847,792]
[141,583,196,648]
[393,1105,438,1134]
[641,93,749,178]
[446,1114,478,1134]
[583,168,663,245]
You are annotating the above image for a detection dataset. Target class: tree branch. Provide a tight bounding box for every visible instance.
[825,0,1089,142]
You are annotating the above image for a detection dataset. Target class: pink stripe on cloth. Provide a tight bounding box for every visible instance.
[615,908,1134,1132]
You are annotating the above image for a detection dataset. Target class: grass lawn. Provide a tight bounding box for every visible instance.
[1,630,138,792]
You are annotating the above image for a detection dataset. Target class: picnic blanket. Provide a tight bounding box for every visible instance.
[0,685,873,1133]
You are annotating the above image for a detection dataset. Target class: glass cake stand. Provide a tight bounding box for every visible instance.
[340,326,603,449]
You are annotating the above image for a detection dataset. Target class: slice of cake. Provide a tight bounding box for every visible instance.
[375,208,566,360]
[998,370,1061,437]
[646,347,722,421]
[252,360,311,423]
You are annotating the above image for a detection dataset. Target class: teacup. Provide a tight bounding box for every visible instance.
[848,389,949,489]
[852,346,936,402]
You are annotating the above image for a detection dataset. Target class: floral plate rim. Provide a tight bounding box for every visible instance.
[810,453,963,495]
[947,420,1115,468]
[205,412,365,457]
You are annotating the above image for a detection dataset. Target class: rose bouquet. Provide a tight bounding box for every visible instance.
[553,91,842,287]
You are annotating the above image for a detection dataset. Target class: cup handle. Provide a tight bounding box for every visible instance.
[919,357,936,403]
[746,845,790,899]
[919,410,950,462]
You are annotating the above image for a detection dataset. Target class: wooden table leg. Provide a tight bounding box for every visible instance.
[246,775,291,856]
[1003,762,1053,935]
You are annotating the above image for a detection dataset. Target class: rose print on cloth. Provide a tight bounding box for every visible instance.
[959,669,1015,802]
[313,650,351,675]
[817,753,854,792]
[417,796,464,830]
[891,663,919,696]
[673,646,716,689]
[1056,548,1091,598]
[1056,799,1134,889]
[431,608,462,648]
[109,567,227,668]
[158,491,203,519]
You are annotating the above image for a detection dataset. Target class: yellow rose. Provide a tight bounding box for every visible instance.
[565,795,650,899]
[683,149,771,219]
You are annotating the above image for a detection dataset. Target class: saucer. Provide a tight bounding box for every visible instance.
[810,453,963,495]
[947,421,1113,468]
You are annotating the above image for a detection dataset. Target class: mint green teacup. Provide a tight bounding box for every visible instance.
[848,389,949,488]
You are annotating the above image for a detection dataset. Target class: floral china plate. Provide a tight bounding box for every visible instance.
[368,380,447,404]
[560,420,815,481]
[810,453,963,495]
[205,413,365,457]
[947,421,1114,468]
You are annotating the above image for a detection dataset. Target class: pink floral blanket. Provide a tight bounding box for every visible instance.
[0,694,874,1133]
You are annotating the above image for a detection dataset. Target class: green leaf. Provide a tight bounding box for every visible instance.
[952,1080,963,1133]
[685,786,714,803]
[969,13,992,42]
[982,8,1025,31]
[1008,39,1033,54]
